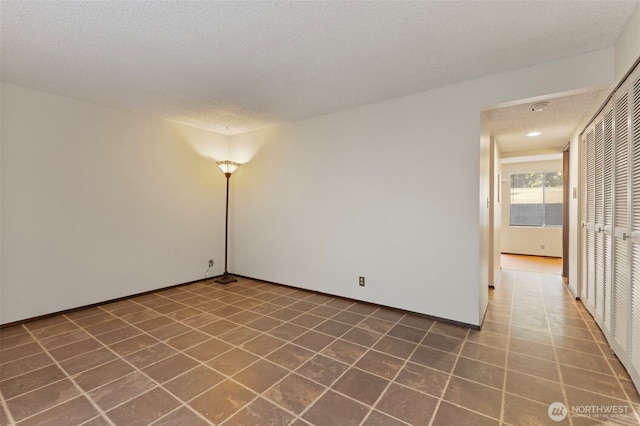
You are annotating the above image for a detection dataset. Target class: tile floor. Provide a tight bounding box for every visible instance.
[1,270,639,425]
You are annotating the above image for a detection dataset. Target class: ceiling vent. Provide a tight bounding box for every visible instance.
[531,102,550,112]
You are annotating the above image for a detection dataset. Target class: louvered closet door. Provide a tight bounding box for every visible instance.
[585,127,596,312]
[629,72,640,386]
[603,106,614,335]
[594,118,605,323]
[582,65,640,393]
[612,89,630,363]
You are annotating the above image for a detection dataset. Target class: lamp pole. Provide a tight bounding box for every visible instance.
[215,161,240,284]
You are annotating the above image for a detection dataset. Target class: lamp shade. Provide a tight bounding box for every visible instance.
[216,160,240,175]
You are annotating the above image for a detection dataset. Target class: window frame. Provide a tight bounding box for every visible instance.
[508,171,563,228]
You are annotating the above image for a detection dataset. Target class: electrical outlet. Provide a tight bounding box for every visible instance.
[209,259,214,267]
[359,276,365,287]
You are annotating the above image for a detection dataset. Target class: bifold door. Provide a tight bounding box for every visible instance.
[580,66,640,391]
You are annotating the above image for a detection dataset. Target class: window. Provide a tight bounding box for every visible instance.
[510,172,563,227]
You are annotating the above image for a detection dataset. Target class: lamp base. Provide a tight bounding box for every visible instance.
[214,273,237,284]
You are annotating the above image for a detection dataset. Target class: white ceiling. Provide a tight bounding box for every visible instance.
[487,88,609,155]
[0,1,637,136]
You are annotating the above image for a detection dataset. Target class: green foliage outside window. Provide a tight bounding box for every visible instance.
[510,172,563,227]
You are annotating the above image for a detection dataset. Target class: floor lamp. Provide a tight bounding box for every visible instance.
[215,160,240,284]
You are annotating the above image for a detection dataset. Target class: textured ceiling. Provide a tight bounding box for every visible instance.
[0,1,638,135]
[487,89,609,155]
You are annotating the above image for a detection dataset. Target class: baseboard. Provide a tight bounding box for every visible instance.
[0,275,222,329]
[3,272,481,331]
[233,274,482,330]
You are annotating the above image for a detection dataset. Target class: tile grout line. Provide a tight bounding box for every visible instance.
[17,326,114,426]
[285,328,470,424]
[115,283,311,425]
[564,278,639,418]
[5,280,485,426]
[0,399,15,426]
[7,282,299,422]
[285,308,387,425]
[84,280,297,424]
[572,291,640,424]
[146,285,383,425]
[148,404,214,426]
[498,271,515,425]
[6,272,633,425]
[427,322,469,426]
[291,307,407,425]
[216,292,378,424]
[216,303,353,425]
[495,275,519,426]
[357,317,437,426]
[62,303,220,426]
[125,283,330,425]
[239,296,406,424]
[539,271,574,426]
[16,284,341,424]
[295,307,412,424]
[496,271,640,424]
[0,332,20,426]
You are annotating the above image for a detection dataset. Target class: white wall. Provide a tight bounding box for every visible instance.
[615,3,640,80]
[1,83,230,323]
[500,160,563,257]
[0,48,620,327]
[231,49,614,326]
[568,135,581,298]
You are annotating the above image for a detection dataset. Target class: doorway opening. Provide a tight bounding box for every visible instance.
[483,87,609,287]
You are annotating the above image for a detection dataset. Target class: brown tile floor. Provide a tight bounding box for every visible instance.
[1,270,639,425]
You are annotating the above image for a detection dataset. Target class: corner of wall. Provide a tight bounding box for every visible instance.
[1,83,232,323]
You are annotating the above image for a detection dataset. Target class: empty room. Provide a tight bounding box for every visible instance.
[1,1,640,425]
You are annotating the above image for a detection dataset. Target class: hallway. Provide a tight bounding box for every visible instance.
[488,267,640,424]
